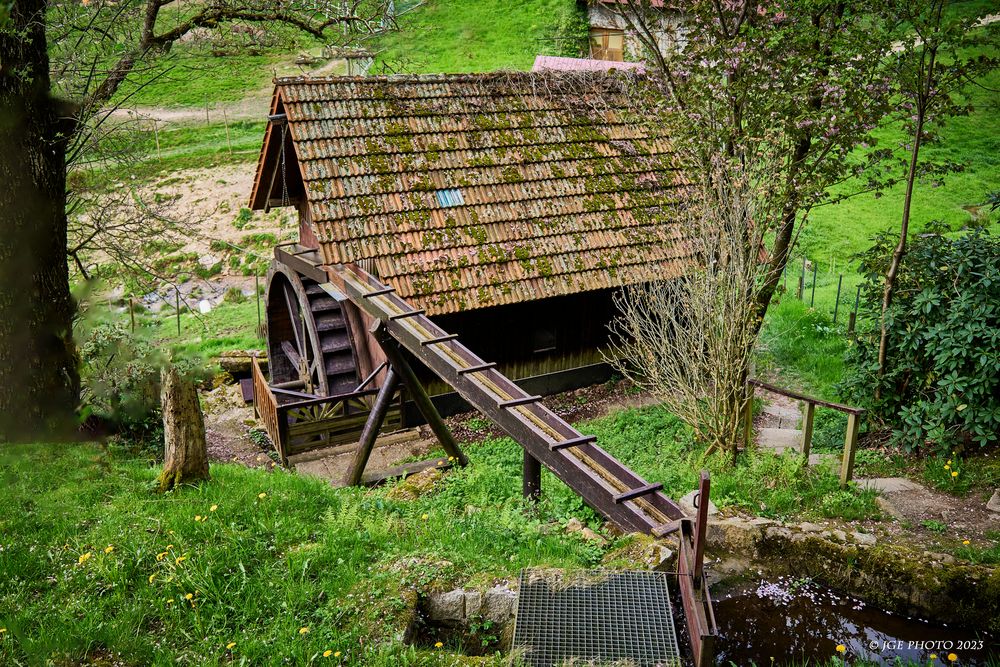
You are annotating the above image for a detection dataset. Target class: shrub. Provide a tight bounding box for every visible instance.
[841,224,1000,454]
[79,321,164,428]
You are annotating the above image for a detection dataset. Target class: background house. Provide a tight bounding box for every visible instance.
[583,0,684,61]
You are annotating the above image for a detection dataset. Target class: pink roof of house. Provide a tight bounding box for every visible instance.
[531,55,646,74]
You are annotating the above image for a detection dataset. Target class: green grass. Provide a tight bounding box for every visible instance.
[375,0,583,74]
[0,403,883,665]
[0,442,595,665]
[147,299,265,364]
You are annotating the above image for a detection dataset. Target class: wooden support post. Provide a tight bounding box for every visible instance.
[372,321,468,466]
[343,367,400,487]
[523,450,541,501]
[742,383,755,449]
[801,402,815,462]
[840,412,861,487]
[798,257,806,299]
[692,471,710,590]
[848,311,857,335]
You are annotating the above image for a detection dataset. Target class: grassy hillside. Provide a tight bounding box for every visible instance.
[375,0,584,74]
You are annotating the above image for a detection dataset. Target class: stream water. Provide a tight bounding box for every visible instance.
[713,577,998,665]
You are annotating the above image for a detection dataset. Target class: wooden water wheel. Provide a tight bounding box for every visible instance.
[264,262,360,397]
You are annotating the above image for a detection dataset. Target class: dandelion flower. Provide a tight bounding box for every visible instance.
[299,626,310,635]
[323,650,332,657]
[148,573,156,584]
[195,515,202,522]
[948,654,957,662]
[334,652,341,657]
[176,555,188,565]
[434,641,443,648]
[952,471,959,478]
[947,460,952,465]
[0,628,6,633]
[166,599,174,604]
[104,545,114,554]
[156,551,168,561]
[185,593,193,600]
[944,464,951,470]
[931,654,938,660]
[78,552,92,564]
[836,645,846,653]
[258,492,267,499]
[963,540,970,545]
[210,504,218,512]
[226,642,236,650]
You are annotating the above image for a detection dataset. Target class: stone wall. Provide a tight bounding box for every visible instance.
[706,516,1000,633]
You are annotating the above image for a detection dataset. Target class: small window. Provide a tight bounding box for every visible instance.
[532,328,557,355]
[590,27,625,62]
[435,188,465,207]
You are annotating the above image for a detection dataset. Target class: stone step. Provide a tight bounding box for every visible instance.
[761,404,801,423]
[757,427,802,452]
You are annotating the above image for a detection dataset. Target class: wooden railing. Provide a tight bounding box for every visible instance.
[251,357,398,465]
[252,357,286,463]
[743,378,865,487]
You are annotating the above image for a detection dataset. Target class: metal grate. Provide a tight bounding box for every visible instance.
[513,569,682,667]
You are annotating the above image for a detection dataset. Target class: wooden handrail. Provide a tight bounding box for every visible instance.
[744,378,863,487]
[278,387,378,410]
[747,378,865,415]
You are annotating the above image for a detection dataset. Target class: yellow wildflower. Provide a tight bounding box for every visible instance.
[434,641,443,648]
[78,552,92,564]
[185,593,193,600]
[195,515,202,522]
[104,545,114,554]
[166,544,174,550]
[952,471,959,478]
[299,626,310,635]
[258,492,267,499]
[421,513,429,521]
[948,654,957,662]
[945,464,951,470]
[947,459,952,465]
[210,504,218,512]
[437,460,444,466]
[157,552,168,561]
[836,645,845,653]
[0,628,6,633]
[323,650,332,657]
[930,654,937,660]
[226,642,236,650]
[148,573,156,584]
[334,652,341,658]
[166,599,174,604]
[175,555,188,565]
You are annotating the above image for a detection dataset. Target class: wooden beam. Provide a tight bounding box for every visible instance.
[458,362,496,375]
[343,367,400,487]
[549,434,597,451]
[613,482,664,504]
[372,322,469,467]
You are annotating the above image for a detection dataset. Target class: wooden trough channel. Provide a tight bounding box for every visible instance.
[252,254,717,665]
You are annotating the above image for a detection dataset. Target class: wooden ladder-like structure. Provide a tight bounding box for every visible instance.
[329,263,717,666]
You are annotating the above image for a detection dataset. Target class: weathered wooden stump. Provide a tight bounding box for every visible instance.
[158,365,210,491]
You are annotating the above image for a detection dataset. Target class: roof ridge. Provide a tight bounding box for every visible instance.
[272,70,636,86]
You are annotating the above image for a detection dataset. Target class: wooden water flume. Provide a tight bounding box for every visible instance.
[252,252,717,666]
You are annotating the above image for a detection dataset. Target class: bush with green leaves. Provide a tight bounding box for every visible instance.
[841,224,1000,453]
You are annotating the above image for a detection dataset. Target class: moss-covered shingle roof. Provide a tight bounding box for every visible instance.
[250,72,689,315]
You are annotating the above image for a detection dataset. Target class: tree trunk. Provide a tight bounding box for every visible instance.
[877,107,926,390]
[0,0,81,441]
[159,365,209,491]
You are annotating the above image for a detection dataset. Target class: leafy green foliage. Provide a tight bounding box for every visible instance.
[842,225,1000,453]
[78,321,165,426]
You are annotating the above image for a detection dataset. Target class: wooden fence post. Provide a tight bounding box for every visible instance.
[840,412,861,487]
[833,275,843,323]
[810,263,818,307]
[800,402,815,462]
